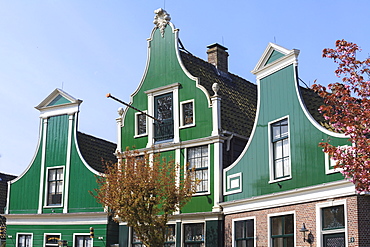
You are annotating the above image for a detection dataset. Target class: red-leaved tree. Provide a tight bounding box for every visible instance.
[312,39,370,193]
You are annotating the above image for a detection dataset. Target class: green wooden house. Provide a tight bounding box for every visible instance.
[116,8,256,247]
[221,43,370,247]
[5,89,118,247]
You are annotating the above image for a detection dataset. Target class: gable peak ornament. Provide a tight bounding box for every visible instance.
[153,8,171,37]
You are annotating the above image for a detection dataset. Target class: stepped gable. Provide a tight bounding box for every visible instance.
[180,50,257,138]
[77,131,117,173]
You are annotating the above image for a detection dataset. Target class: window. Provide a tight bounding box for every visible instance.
[180,100,194,127]
[271,118,290,180]
[184,223,204,247]
[187,146,208,193]
[44,234,60,247]
[154,93,174,142]
[17,234,32,247]
[47,168,64,206]
[164,225,176,247]
[131,225,175,247]
[322,205,345,247]
[135,112,147,136]
[74,235,91,247]
[270,214,294,247]
[234,219,254,247]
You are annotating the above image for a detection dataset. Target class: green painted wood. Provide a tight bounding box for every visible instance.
[118,225,129,247]
[121,25,212,150]
[47,95,70,107]
[225,64,348,201]
[175,222,181,247]
[265,50,285,65]
[7,223,110,247]
[205,220,223,247]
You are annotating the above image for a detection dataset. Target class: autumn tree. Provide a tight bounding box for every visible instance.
[312,39,370,193]
[92,149,196,247]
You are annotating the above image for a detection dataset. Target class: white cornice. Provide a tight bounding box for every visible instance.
[220,180,355,215]
[5,212,108,225]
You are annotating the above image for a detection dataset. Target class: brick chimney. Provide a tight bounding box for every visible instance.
[207,43,229,72]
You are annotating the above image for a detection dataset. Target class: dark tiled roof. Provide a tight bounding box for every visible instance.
[0,173,16,214]
[77,132,117,173]
[299,86,334,131]
[180,51,257,137]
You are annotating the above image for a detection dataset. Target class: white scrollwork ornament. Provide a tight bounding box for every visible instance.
[153,8,171,37]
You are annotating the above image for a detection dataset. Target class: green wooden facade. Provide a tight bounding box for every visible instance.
[5,89,118,247]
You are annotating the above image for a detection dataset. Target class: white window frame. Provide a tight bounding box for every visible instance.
[134,111,148,138]
[185,144,211,196]
[44,166,64,208]
[16,233,33,247]
[316,199,347,247]
[43,233,61,247]
[145,83,180,146]
[268,116,292,183]
[73,233,92,247]
[232,216,256,247]
[267,211,296,247]
[325,145,349,174]
[180,99,195,128]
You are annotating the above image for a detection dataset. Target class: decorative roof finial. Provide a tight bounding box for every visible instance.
[153,8,171,37]
[212,83,220,96]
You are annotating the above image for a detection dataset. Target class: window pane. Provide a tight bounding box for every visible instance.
[322,205,345,230]
[272,217,283,235]
[284,215,294,234]
[184,223,204,242]
[283,158,290,177]
[56,169,63,180]
[137,114,147,135]
[235,221,245,239]
[275,160,283,178]
[183,102,193,125]
[274,141,283,159]
[273,238,283,247]
[283,139,289,157]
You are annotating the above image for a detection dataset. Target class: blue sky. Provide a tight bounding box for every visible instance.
[1,1,369,176]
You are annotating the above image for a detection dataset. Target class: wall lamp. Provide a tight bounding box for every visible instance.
[299,223,313,244]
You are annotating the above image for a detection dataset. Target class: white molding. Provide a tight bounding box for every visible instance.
[231,216,256,247]
[38,118,48,214]
[5,212,108,225]
[211,96,221,136]
[144,83,180,95]
[16,233,33,247]
[212,141,222,212]
[63,114,74,213]
[268,116,292,183]
[179,99,195,128]
[315,199,347,247]
[220,180,354,215]
[267,211,296,247]
[38,105,80,119]
[224,172,242,195]
[73,118,102,176]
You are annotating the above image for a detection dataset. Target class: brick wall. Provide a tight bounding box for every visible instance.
[224,195,366,247]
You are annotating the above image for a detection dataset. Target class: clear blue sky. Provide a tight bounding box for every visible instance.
[1,1,369,176]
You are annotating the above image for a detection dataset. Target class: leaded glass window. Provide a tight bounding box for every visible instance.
[184,223,204,247]
[235,219,254,247]
[271,119,290,179]
[137,113,147,135]
[271,214,294,247]
[154,93,174,142]
[187,145,208,193]
[182,102,193,126]
[47,168,63,206]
